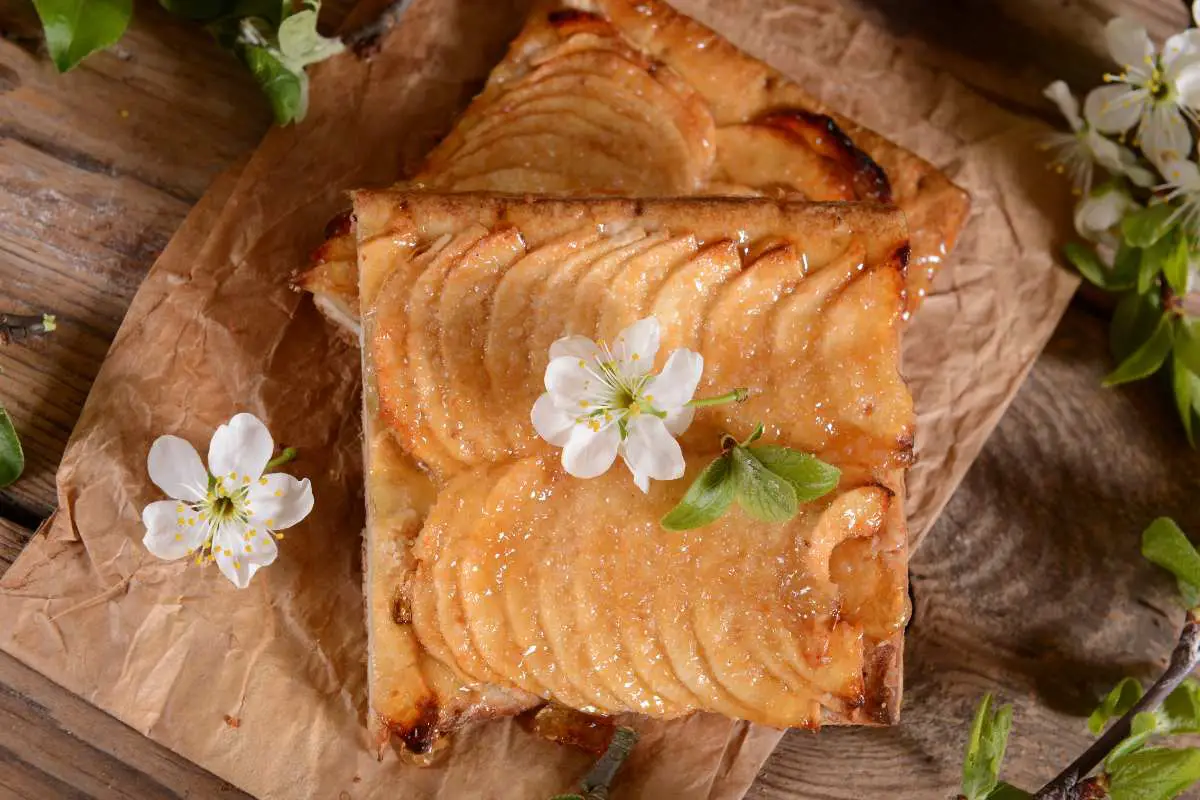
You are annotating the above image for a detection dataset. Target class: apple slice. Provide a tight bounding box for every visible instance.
[526,226,653,394]
[594,233,698,342]
[457,459,550,695]
[485,226,603,450]
[437,228,528,464]
[499,460,596,710]
[563,229,671,341]
[650,239,741,354]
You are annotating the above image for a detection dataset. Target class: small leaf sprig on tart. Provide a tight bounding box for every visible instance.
[660,423,840,531]
[531,316,840,529]
[141,413,313,588]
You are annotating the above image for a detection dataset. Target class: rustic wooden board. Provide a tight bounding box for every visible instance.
[0,0,1197,797]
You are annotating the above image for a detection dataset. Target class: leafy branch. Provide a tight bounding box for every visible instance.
[959,518,1200,800]
[30,0,344,125]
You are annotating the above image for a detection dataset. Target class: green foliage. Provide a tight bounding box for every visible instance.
[1090,678,1145,735]
[1141,517,1200,605]
[961,695,1015,800]
[0,406,23,489]
[1122,203,1178,248]
[1107,747,1200,800]
[33,0,132,72]
[660,454,735,531]
[661,425,839,531]
[32,0,342,124]
[1103,315,1174,387]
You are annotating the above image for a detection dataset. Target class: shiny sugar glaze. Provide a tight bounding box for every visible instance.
[370,222,913,482]
[405,454,905,727]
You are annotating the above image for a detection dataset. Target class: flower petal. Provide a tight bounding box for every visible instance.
[1141,105,1193,168]
[1084,84,1147,133]
[619,448,651,493]
[1164,31,1200,78]
[1074,186,1136,242]
[663,405,695,437]
[147,435,208,503]
[532,392,577,446]
[549,335,602,362]
[545,355,607,409]
[642,348,704,411]
[1162,158,1200,192]
[1044,80,1083,131]
[246,473,314,531]
[212,520,278,589]
[561,421,620,479]
[1105,17,1154,71]
[622,415,685,487]
[142,499,208,560]
[611,317,660,376]
[208,413,275,484]
[1177,63,1200,111]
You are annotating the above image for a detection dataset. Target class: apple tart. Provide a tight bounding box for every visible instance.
[297,0,969,337]
[357,192,913,752]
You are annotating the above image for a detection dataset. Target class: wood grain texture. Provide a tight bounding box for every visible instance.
[0,0,269,520]
[0,0,1198,797]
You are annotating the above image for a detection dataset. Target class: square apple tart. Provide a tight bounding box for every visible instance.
[356,191,913,753]
[297,0,969,338]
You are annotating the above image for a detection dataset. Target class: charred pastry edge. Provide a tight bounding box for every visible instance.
[756,109,893,205]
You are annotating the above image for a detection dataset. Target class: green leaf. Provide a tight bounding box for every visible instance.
[1090,678,1145,735]
[961,694,1014,800]
[1123,203,1177,248]
[33,0,133,72]
[1139,230,1178,295]
[1065,242,1112,289]
[1175,318,1200,376]
[1107,747,1200,800]
[985,783,1032,800]
[1142,517,1200,602]
[661,454,736,531]
[730,446,797,523]
[1162,679,1200,734]
[1110,290,1162,363]
[748,445,841,504]
[0,407,23,488]
[1110,242,1142,291]
[241,44,305,124]
[1164,234,1191,295]
[276,0,343,72]
[1107,719,1159,771]
[1172,355,1198,447]
[1103,315,1173,387]
[740,422,765,446]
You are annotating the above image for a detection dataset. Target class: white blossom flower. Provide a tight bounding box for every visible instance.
[141,413,313,589]
[1159,158,1200,235]
[531,317,703,493]
[1074,183,1140,244]
[1085,17,1200,168]
[1043,80,1155,193]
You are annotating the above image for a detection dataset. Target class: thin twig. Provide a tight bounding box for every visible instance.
[0,313,54,345]
[580,727,639,800]
[1035,610,1200,799]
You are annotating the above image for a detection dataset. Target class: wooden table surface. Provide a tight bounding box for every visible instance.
[1,0,1198,797]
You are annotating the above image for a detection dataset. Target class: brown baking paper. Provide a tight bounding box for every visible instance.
[0,0,1078,797]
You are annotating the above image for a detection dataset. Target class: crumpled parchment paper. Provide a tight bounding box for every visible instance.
[0,0,1078,797]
